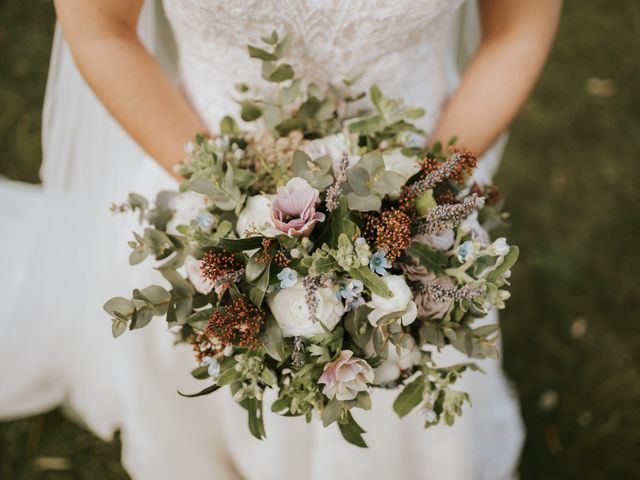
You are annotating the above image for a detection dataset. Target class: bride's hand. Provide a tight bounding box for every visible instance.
[54,0,208,179]
[431,0,562,156]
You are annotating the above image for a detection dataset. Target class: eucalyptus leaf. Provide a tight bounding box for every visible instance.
[111,318,128,338]
[240,101,262,121]
[273,33,292,58]
[267,64,294,83]
[160,269,195,297]
[104,297,135,319]
[257,315,285,362]
[129,305,153,330]
[220,116,241,136]
[346,166,371,196]
[393,374,425,418]
[247,45,277,61]
[346,193,381,212]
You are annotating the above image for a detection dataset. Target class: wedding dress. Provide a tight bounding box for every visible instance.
[0,1,523,478]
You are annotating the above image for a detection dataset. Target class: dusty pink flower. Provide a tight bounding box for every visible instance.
[318,350,374,401]
[401,264,455,320]
[271,177,325,236]
[185,255,214,295]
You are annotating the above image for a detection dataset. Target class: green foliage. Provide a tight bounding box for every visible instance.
[345,150,405,211]
[292,150,334,190]
[393,374,426,418]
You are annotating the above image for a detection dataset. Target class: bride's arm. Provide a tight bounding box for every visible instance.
[54,0,207,176]
[431,0,563,155]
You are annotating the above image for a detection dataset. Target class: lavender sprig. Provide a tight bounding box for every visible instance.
[413,193,485,235]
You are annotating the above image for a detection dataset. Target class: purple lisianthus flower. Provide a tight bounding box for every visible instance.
[369,250,391,276]
[271,177,325,237]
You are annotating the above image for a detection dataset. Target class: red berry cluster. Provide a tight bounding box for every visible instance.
[206,298,264,349]
[200,252,242,283]
[364,208,412,262]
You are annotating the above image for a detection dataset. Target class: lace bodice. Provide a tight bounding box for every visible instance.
[162,0,464,134]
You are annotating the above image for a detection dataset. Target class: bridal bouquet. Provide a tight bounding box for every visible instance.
[105,32,518,447]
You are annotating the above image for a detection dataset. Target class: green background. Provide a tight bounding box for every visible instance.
[1,1,639,478]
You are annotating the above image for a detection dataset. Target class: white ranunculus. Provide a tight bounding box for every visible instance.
[382,148,421,179]
[166,191,209,235]
[236,195,280,238]
[366,275,417,326]
[302,133,360,173]
[267,283,344,337]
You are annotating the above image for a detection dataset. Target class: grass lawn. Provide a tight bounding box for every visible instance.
[1,1,638,478]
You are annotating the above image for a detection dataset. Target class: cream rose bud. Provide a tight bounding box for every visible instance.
[236,195,280,238]
[267,283,344,337]
[372,345,422,385]
[382,148,421,179]
[366,275,418,326]
[487,237,509,257]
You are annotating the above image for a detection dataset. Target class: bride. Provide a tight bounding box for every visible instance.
[0,1,561,478]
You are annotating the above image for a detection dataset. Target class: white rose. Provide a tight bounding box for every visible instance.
[366,275,417,326]
[413,229,455,251]
[302,133,360,173]
[363,338,421,384]
[184,255,213,295]
[267,283,344,337]
[166,191,209,235]
[373,345,422,385]
[236,195,280,238]
[382,148,421,179]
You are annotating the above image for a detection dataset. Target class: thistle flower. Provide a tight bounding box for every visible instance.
[206,298,265,348]
[413,194,485,235]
